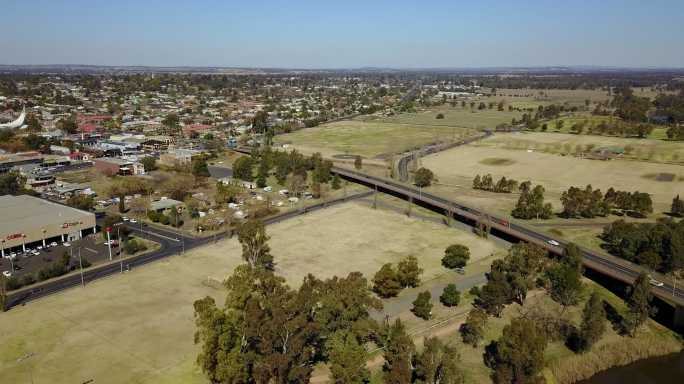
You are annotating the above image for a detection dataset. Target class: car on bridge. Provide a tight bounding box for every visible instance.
[547,239,561,246]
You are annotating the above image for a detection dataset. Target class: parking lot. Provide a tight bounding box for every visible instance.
[1,233,116,280]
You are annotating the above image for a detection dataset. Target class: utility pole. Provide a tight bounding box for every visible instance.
[106,226,112,261]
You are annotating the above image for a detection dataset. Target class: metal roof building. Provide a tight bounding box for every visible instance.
[0,195,96,255]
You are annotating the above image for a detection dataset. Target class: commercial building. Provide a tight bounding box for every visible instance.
[0,195,97,256]
[159,148,203,166]
[93,157,145,176]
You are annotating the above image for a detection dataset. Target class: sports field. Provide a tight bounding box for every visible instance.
[275,119,476,159]
[0,200,500,384]
[422,132,684,214]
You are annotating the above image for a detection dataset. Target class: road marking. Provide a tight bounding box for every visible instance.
[136,229,181,242]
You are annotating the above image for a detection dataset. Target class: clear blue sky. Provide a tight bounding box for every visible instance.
[2,0,683,68]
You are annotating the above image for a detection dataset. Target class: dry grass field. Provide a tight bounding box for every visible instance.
[422,132,683,212]
[478,131,684,164]
[378,107,522,129]
[275,119,476,159]
[0,200,500,384]
[491,88,612,108]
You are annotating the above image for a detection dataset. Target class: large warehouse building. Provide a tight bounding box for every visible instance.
[0,195,96,256]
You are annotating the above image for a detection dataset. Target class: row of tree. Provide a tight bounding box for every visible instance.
[511,181,553,219]
[602,218,684,272]
[233,148,341,197]
[472,174,518,193]
[560,185,654,218]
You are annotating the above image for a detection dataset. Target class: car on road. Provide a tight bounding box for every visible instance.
[130,219,137,223]
[547,239,561,246]
[2,270,12,277]
[263,186,273,192]
[122,216,130,222]
[50,241,58,247]
[63,242,71,247]
[455,267,466,274]
[649,277,665,287]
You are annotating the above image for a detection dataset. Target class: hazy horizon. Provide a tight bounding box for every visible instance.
[3,0,684,68]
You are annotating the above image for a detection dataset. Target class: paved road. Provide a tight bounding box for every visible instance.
[396,130,492,182]
[5,190,373,309]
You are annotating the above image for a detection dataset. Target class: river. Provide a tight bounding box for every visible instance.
[578,351,684,384]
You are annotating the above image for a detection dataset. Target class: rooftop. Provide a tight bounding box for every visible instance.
[0,195,94,235]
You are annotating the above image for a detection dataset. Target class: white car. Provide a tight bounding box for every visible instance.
[63,242,71,247]
[50,241,58,247]
[32,250,40,256]
[649,278,664,287]
[547,239,560,246]
[2,271,11,278]
[122,217,130,222]
[263,186,273,192]
[129,219,138,223]
[37,245,43,250]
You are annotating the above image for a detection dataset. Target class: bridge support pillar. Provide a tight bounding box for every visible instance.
[406,196,413,217]
[373,185,378,209]
[674,304,684,332]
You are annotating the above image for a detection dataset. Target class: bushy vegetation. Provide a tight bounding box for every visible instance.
[511,181,553,220]
[414,167,434,187]
[372,255,423,298]
[601,218,684,272]
[561,186,653,218]
[473,174,518,193]
[442,244,470,269]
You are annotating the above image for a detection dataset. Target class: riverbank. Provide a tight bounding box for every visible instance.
[577,351,684,384]
[547,329,682,383]
[543,282,683,384]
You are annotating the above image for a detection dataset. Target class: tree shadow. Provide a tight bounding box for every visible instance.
[603,300,627,335]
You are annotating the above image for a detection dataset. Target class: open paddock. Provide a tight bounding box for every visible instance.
[423,136,683,214]
[276,119,476,160]
[378,107,522,129]
[474,131,684,164]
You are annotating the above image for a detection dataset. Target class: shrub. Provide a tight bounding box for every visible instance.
[411,291,433,320]
[372,263,402,298]
[440,284,461,307]
[442,244,470,269]
[159,214,170,225]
